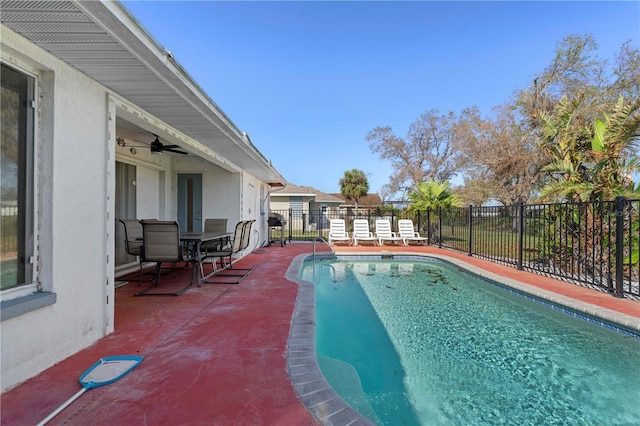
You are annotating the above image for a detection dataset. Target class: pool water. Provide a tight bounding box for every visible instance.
[301,259,640,426]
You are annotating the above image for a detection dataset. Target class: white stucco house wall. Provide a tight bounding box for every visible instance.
[0,0,285,392]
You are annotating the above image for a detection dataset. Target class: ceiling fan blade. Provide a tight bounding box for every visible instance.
[165,147,188,155]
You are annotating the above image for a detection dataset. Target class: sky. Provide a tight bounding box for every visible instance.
[121,1,639,196]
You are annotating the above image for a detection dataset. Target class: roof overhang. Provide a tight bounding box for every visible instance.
[0,0,286,185]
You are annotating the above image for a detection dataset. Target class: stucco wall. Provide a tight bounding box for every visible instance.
[241,174,269,250]
[136,166,163,219]
[171,155,241,226]
[1,27,112,391]
[270,197,291,211]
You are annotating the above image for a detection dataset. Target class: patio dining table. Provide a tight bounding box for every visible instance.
[180,231,232,287]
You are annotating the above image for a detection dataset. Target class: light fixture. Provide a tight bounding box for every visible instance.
[129,147,137,155]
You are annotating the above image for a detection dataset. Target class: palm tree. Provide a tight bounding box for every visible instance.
[537,96,591,202]
[408,180,462,238]
[538,95,640,202]
[407,179,462,211]
[589,95,640,200]
[340,169,369,215]
[538,95,640,282]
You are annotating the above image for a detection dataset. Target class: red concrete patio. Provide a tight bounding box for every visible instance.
[2,242,638,425]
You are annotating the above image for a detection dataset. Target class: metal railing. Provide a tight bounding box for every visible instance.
[270,196,640,299]
[312,237,334,261]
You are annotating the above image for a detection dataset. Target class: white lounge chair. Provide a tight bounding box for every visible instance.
[352,219,377,246]
[398,219,427,245]
[375,219,402,245]
[328,219,350,245]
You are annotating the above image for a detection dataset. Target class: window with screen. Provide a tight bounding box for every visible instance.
[1,63,35,291]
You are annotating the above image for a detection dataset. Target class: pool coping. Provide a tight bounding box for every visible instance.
[286,251,640,426]
[286,254,376,426]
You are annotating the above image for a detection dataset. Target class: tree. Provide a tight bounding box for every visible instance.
[539,95,640,202]
[535,95,640,285]
[589,96,640,200]
[517,35,640,138]
[339,169,369,215]
[537,96,591,202]
[407,179,462,211]
[366,109,460,199]
[453,35,640,205]
[454,106,544,205]
[453,178,494,206]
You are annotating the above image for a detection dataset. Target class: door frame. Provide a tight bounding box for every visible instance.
[177,173,203,232]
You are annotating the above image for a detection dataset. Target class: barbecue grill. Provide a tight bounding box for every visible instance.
[268,213,287,246]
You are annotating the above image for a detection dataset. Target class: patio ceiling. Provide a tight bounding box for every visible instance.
[0,0,286,186]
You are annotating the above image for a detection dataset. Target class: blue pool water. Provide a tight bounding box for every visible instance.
[300,258,640,426]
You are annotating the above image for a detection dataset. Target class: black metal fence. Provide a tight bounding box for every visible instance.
[1,205,18,254]
[270,196,640,299]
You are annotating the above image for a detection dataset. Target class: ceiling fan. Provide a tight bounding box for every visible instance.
[117,134,188,155]
[149,135,188,155]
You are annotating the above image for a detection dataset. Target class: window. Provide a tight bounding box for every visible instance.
[291,196,303,217]
[1,63,35,291]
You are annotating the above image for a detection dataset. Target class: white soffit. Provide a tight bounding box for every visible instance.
[0,0,286,185]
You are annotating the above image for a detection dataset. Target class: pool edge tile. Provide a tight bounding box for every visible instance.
[286,254,376,426]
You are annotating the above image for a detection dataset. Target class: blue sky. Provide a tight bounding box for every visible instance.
[122,1,639,195]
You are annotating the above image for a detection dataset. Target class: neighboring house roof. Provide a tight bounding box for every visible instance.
[271,183,343,204]
[330,193,384,207]
[0,0,285,186]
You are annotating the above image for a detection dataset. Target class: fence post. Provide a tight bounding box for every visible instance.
[288,208,293,243]
[438,207,442,248]
[468,205,473,256]
[302,212,306,234]
[518,202,524,270]
[426,209,430,245]
[614,196,625,298]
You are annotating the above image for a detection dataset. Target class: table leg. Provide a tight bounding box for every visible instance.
[195,240,203,287]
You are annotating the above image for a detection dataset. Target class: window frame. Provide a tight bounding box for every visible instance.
[1,58,38,302]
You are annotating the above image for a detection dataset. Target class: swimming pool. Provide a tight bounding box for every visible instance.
[299,257,640,425]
